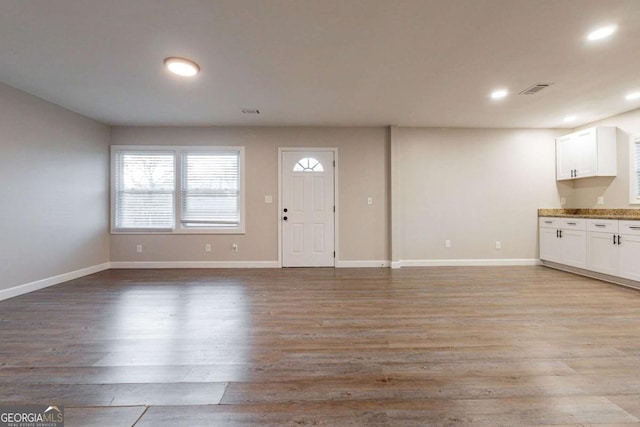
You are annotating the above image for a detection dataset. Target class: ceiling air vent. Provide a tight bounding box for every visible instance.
[519,83,553,95]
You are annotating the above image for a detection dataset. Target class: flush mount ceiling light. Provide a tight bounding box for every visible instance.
[490,89,508,100]
[563,115,577,123]
[587,24,617,41]
[164,57,200,77]
[625,92,640,100]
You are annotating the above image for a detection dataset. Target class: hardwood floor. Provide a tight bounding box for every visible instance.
[1,266,640,426]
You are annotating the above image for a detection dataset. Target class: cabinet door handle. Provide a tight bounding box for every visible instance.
[629,226,640,230]
[567,222,577,226]
[559,230,562,238]
[545,220,553,224]
[594,224,606,227]
[613,234,617,245]
[618,235,621,245]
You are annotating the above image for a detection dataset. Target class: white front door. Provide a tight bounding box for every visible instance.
[281,150,335,267]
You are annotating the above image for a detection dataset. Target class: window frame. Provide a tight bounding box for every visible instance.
[630,135,640,205]
[110,145,245,234]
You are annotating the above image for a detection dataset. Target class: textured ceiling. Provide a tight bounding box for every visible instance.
[1,0,639,128]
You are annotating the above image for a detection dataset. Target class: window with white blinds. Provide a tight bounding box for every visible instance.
[631,136,640,204]
[181,151,240,228]
[111,146,244,233]
[113,150,175,230]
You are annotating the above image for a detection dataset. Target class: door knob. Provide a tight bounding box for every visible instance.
[283,208,288,212]
[283,216,288,221]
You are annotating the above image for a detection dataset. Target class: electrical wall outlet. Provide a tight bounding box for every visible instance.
[264,195,273,204]
[495,241,501,250]
[597,196,604,205]
[205,244,211,253]
[445,240,451,248]
[232,243,238,252]
[136,244,143,253]
[367,197,373,205]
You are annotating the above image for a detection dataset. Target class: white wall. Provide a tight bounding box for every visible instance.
[570,108,640,208]
[391,127,565,264]
[109,126,389,265]
[4,79,635,285]
[0,83,110,292]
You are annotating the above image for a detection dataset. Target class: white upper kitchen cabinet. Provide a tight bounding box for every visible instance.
[556,126,617,181]
[556,134,579,181]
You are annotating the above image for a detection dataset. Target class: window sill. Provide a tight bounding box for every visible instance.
[111,229,245,235]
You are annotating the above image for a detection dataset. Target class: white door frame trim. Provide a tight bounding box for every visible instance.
[278,147,339,268]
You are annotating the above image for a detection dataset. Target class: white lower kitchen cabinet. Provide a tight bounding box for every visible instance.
[618,221,640,281]
[561,229,587,268]
[541,216,640,288]
[539,217,586,268]
[539,225,562,263]
[586,219,619,276]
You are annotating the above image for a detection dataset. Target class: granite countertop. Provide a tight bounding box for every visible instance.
[538,208,640,220]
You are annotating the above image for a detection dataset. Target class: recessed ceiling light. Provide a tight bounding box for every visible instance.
[625,92,640,100]
[164,57,200,77]
[564,115,577,123]
[586,25,617,41]
[490,89,508,100]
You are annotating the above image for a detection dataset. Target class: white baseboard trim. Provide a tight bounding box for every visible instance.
[399,258,542,267]
[335,260,391,268]
[541,260,640,291]
[0,262,111,302]
[109,261,280,269]
[0,258,544,302]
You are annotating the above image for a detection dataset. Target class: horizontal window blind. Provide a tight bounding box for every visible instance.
[114,151,175,230]
[181,151,240,228]
[635,140,640,198]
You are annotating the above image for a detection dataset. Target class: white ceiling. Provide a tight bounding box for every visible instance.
[1,0,639,128]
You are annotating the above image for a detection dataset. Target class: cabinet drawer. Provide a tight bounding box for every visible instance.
[561,218,586,230]
[620,220,640,236]
[539,217,559,228]
[587,219,618,233]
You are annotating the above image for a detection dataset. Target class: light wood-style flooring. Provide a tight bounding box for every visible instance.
[1,266,640,426]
